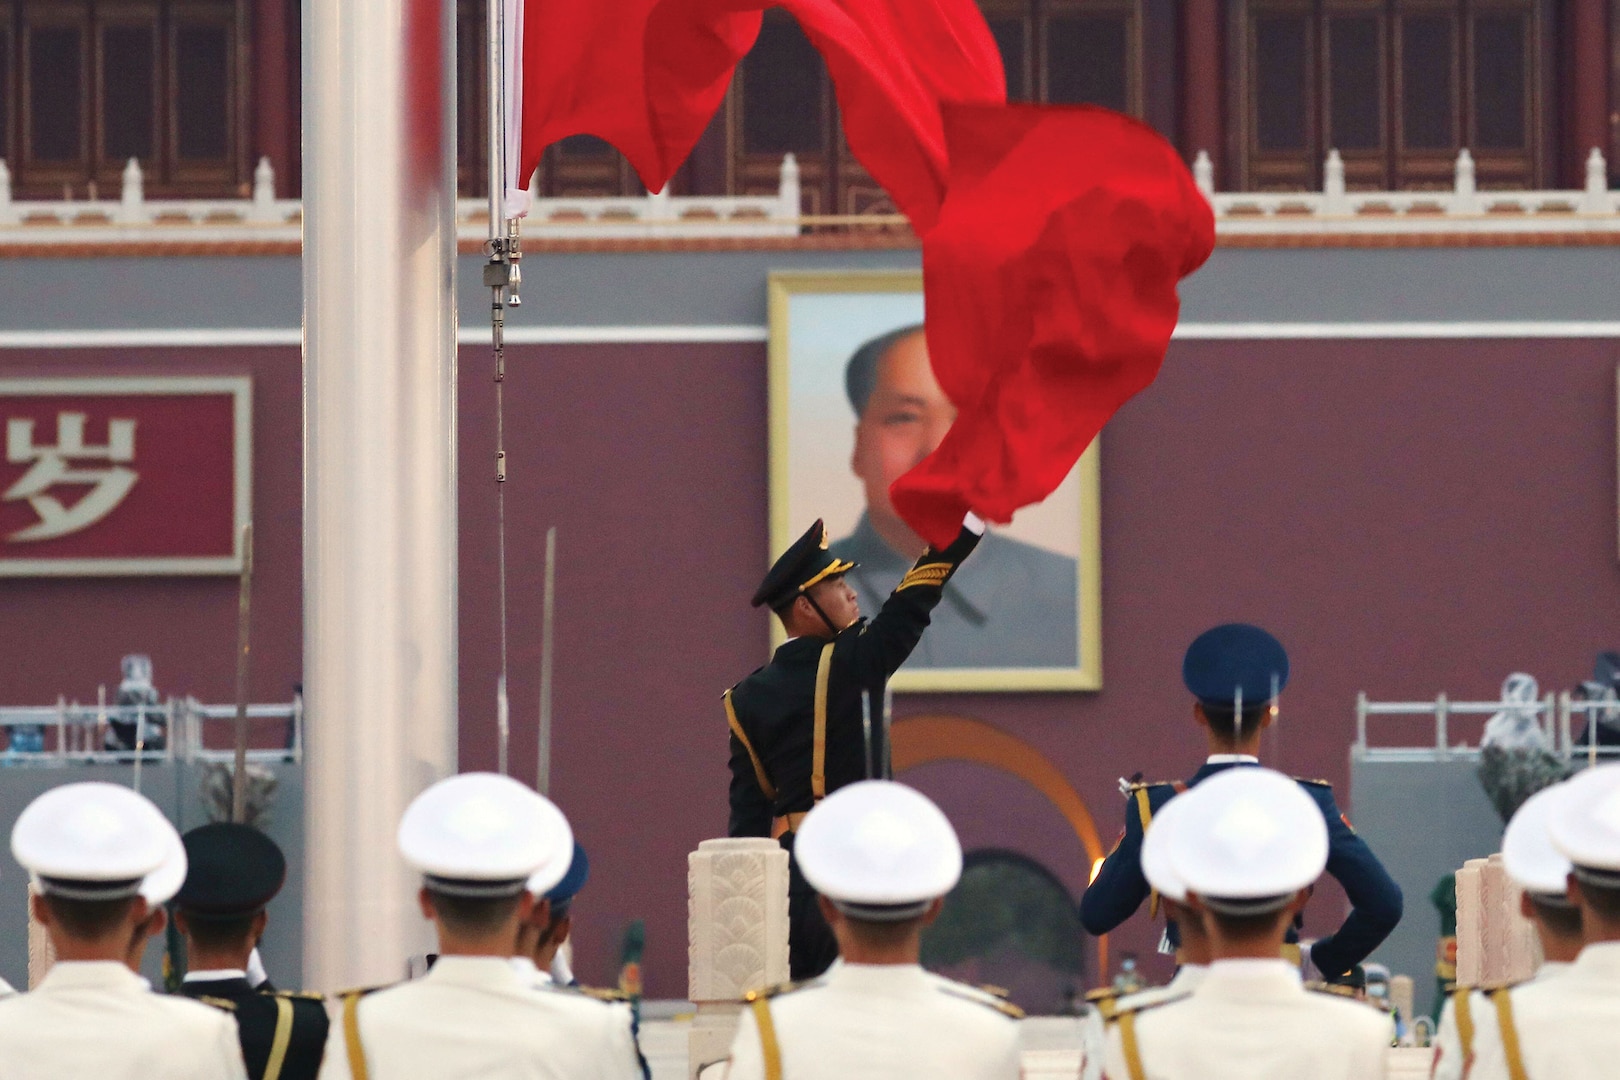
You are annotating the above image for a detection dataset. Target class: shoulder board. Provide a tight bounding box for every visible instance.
[1105,989,1193,1022]
[1120,780,1177,796]
[742,980,810,1003]
[1293,776,1333,788]
[196,995,237,1011]
[271,990,328,1002]
[335,984,392,999]
[1303,981,1361,999]
[978,983,1012,1000]
[937,985,1024,1019]
[575,985,632,1003]
[1084,986,1119,1003]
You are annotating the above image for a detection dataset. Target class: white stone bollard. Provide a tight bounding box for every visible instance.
[687,838,790,1079]
[1455,859,1485,987]
[1454,853,1544,988]
[119,158,145,224]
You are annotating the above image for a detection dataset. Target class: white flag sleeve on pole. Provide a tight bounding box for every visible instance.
[502,0,530,220]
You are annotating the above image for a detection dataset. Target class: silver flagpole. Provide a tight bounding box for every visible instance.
[303,0,459,990]
[537,527,556,795]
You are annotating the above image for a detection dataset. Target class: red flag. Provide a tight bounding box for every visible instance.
[890,103,1216,550]
[520,0,1002,231]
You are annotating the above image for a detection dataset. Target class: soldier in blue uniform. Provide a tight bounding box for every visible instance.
[726,514,984,979]
[1078,623,1403,980]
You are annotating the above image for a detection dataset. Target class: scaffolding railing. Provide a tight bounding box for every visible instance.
[1354,691,1620,763]
[0,695,302,768]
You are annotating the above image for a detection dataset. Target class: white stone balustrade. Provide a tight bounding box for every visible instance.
[687,838,790,1080]
[1204,147,1620,234]
[1,148,1614,244]
[1454,853,1542,990]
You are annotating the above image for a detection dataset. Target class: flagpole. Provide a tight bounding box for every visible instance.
[303,0,459,991]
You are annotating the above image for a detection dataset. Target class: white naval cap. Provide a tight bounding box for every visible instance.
[12,782,183,902]
[795,780,962,921]
[398,772,573,898]
[1141,791,1194,904]
[1167,767,1328,916]
[1549,763,1620,889]
[141,817,189,906]
[1502,782,1574,897]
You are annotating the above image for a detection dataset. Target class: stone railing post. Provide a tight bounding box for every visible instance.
[119,158,145,224]
[1322,150,1349,215]
[1192,150,1215,201]
[251,157,278,222]
[778,154,801,222]
[1454,853,1542,989]
[1452,149,1480,215]
[1582,148,1609,213]
[688,838,790,1079]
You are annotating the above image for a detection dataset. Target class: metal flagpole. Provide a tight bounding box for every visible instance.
[303,0,459,991]
[230,523,255,823]
[537,527,556,795]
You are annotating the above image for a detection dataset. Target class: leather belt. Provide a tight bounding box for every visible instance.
[771,812,807,839]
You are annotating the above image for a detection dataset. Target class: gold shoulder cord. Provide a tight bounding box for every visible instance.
[724,690,778,802]
[1453,989,1475,1065]
[1134,789,1162,918]
[751,995,783,1080]
[342,992,370,1080]
[1119,1010,1147,1080]
[1490,988,1528,1080]
[811,643,834,801]
[261,997,295,1080]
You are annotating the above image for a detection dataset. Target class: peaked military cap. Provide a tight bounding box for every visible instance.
[796,780,962,921]
[1502,781,1575,897]
[541,841,589,903]
[400,773,574,899]
[1550,763,1620,888]
[175,823,287,918]
[1168,767,1327,916]
[1182,623,1290,711]
[751,520,857,610]
[12,782,181,902]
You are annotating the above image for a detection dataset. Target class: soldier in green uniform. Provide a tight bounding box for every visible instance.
[726,513,984,978]
[172,823,329,1080]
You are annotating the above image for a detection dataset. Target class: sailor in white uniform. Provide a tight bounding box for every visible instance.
[319,773,641,1080]
[0,781,247,1080]
[1431,779,1582,1079]
[1081,791,1209,1080]
[1462,764,1620,1080]
[1103,767,1392,1080]
[724,779,1022,1080]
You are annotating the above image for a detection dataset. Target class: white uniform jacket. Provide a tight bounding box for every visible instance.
[1103,958,1391,1080]
[0,960,247,1080]
[318,954,641,1080]
[1461,942,1620,1080]
[724,962,1021,1080]
[1428,960,1569,1080]
[1080,966,1209,1080]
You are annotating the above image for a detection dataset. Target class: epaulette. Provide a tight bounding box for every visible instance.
[335,984,392,1000]
[742,980,809,1003]
[1304,981,1361,999]
[575,985,632,1003]
[1103,989,1193,1023]
[937,984,1024,1019]
[1293,776,1333,788]
[1119,780,1177,797]
[270,990,327,1002]
[1084,986,1118,1003]
[196,995,237,1011]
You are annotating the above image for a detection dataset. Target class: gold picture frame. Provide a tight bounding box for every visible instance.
[767,270,1102,692]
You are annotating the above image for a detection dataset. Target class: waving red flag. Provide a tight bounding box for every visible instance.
[519,0,1002,231]
[890,103,1216,550]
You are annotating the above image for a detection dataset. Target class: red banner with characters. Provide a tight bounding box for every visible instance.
[0,377,250,575]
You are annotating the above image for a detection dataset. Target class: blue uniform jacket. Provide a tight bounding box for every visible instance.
[1077,759,1403,978]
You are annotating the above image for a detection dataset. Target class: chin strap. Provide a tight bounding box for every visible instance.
[802,592,843,638]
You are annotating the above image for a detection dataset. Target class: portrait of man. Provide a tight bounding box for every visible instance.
[768,271,1100,690]
[829,323,1078,669]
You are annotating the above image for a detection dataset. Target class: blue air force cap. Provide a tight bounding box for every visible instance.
[533,841,589,903]
[1182,624,1290,712]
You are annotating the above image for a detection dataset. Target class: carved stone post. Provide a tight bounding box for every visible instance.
[1455,858,1485,987]
[687,838,791,1079]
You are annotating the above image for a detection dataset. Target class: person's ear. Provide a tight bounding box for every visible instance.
[1261,705,1278,731]
[851,419,868,478]
[144,904,167,937]
[1288,889,1310,917]
[515,892,537,924]
[417,887,435,921]
[1520,891,1536,920]
[30,892,51,928]
[1193,704,1210,731]
[919,897,944,928]
[816,895,842,930]
[251,909,269,943]
[1567,872,1585,909]
[522,897,549,929]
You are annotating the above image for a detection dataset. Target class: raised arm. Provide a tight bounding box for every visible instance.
[842,515,984,682]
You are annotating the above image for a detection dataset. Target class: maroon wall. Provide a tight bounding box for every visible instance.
[1,336,1616,997]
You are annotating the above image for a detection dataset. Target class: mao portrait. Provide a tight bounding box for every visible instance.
[767,271,1101,691]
